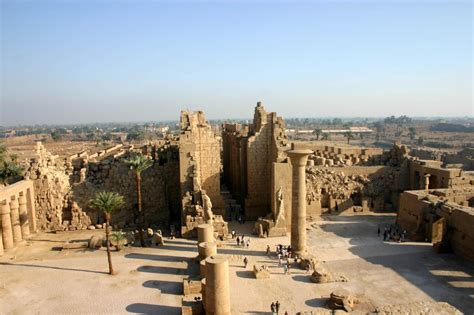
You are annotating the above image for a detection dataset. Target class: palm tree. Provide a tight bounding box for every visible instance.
[344,131,354,144]
[408,127,417,140]
[322,133,330,141]
[313,128,322,140]
[124,154,153,247]
[90,191,125,275]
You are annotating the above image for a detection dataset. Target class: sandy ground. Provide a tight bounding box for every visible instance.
[1,213,473,314]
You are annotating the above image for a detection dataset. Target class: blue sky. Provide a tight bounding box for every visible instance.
[1,0,472,125]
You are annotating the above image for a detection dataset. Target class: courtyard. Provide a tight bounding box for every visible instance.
[0,213,472,314]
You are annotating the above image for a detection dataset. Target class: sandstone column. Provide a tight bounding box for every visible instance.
[286,149,313,255]
[424,174,431,190]
[197,224,214,244]
[205,255,231,315]
[198,241,217,261]
[0,200,14,250]
[10,197,23,243]
[18,194,30,238]
[26,188,37,233]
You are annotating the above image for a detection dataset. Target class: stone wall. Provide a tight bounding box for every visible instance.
[179,110,225,211]
[70,151,180,229]
[222,102,288,220]
[408,159,468,190]
[24,142,181,232]
[271,163,400,228]
[397,188,474,262]
[292,141,384,167]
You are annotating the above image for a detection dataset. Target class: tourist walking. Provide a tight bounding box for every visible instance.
[266,245,271,256]
[246,239,250,248]
[270,302,276,314]
[275,301,280,314]
[283,264,288,274]
[236,236,240,246]
[243,257,248,268]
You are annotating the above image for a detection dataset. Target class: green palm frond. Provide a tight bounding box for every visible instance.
[90,191,125,214]
[124,154,153,174]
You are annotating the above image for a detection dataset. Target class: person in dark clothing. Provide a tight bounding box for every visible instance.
[271,302,276,314]
[275,301,280,314]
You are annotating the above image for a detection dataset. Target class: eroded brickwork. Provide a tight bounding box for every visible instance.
[222,102,288,220]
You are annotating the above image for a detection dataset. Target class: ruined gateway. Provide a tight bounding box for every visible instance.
[1,102,473,314]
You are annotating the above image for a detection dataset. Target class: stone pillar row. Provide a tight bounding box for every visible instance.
[0,192,36,256]
[196,224,231,315]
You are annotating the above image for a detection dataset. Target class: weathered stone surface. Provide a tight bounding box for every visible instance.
[253,264,270,279]
[88,235,103,249]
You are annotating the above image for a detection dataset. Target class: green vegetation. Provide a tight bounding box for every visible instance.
[0,145,24,185]
[313,128,322,140]
[124,154,153,247]
[344,131,354,144]
[90,191,125,275]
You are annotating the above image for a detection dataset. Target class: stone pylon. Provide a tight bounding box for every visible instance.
[286,149,313,255]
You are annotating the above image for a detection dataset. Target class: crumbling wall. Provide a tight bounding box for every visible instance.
[24,142,181,232]
[271,162,400,229]
[70,152,180,229]
[179,110,229,236]
[397,188,474,262]
[222,102,288,220]
[24,142,73,230]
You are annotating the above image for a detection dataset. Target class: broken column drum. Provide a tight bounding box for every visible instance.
[286,149,313,255]
[198,241,217,261]
[197,224,214,244]
[205,255,231,315]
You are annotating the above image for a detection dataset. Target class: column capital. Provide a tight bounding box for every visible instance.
[286,149,313,166]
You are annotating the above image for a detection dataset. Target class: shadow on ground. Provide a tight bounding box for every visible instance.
[0,262,107,275]
[126,303,181,314]
[318,214,474,313]
[143,280,182,295]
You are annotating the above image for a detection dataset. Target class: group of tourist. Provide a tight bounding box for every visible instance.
[378,224,407,242]
[276,244,294,258]
[270,301,280,314]
[234,234,251,248]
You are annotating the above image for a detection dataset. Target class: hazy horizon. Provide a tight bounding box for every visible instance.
[1,0,473,125]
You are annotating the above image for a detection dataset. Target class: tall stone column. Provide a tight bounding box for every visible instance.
[0,200,14,250]
[18,194,30,238]
[205,255,231,315]
[286,149,313,255]
[10,197,23,244]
